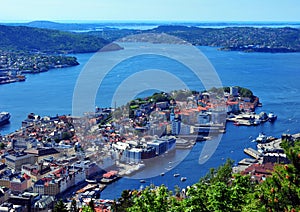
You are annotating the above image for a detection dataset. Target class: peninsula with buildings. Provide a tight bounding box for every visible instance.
[0,24,114,85]
[0,86,281,210]
[0,52,79,84]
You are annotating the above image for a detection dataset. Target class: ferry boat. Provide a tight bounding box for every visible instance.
[268,112,277,122]
[100,170,120,184]
[254,133,276,143]
[0,112,10,125]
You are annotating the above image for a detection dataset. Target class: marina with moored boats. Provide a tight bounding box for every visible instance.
[227,111,277,126]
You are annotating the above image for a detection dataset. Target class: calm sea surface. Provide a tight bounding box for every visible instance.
[0,45,299,199]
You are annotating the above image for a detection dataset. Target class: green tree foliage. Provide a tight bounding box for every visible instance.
[151,92,171,103]
[207,86,254,99]
[182,183,209,212]
[53,199,68,212]
[82,205,94,212]
[206,159,234,184]
[111,190,134,212]
[62,131,72,140]
[183,159,255,212]
[0,142,5,150]
[69,199,79,212]
[128,185,173,212]
[0,24,109,53]
[88,199,95,212]
[223,87,230,93]
[237,86,254,98]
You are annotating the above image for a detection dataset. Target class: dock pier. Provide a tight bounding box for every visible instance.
[244,148,262,159]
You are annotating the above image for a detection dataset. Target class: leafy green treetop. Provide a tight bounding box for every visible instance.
[53,199,68,212]
[70,199,79,212]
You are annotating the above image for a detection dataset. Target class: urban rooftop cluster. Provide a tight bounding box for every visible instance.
[0,51,79,84]
[0,86,274,211]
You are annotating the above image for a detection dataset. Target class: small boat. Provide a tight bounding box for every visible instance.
[268,112,277,122]
[180,177,187,182]
[255,133,267,143]
[253,119,261,125]
[257,143,265,153]
[0,112,10,126]
[173,173,180,177]
[85,179,97,184]
[160,172,165,176]
[140,179,146,183]
[233,122,240,126]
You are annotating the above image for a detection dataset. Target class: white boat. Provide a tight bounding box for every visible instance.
[85,179,97,184]
[180,177,187,182]
[257,143,265,153]
[173,173,180,177]
[268,112,277,122]
[255,133,267,143]
[253,119,261,125]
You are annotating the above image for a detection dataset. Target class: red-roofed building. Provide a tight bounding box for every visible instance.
[241,162,274,182]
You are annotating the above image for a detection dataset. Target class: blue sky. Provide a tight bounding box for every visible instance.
[1,0,300,22]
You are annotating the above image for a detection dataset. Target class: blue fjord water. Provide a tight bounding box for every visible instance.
[0,46,300,199]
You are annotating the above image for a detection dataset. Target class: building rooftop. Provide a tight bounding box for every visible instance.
[5,152,32,161]
[24,147,59,156]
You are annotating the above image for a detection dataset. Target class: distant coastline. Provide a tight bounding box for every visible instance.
[1,21,299,85]
[2,20,300,30]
